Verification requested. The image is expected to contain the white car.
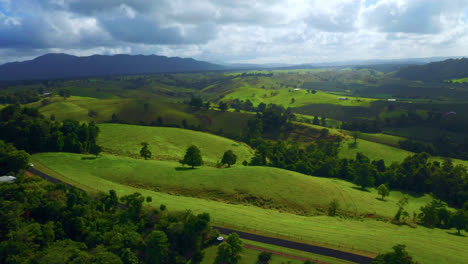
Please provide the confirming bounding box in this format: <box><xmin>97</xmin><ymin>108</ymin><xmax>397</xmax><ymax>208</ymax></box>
<box><xmin>29</xmin><ymin>163</ymin><xmax>34</xmax><ymax>167</ymax></box>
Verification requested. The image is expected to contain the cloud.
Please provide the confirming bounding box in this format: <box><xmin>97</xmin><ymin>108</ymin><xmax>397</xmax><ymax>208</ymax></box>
<box><xmin>1</xmin><ymin>0</ymin><xmax>468</xmax><ymax>64</ymax></box>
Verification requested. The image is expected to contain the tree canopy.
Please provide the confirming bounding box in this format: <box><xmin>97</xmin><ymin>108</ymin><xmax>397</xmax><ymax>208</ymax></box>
<box><xmin>180</xmin><ymin>145</ymin><xmax>203</xmax><ymax>168</ymax></box>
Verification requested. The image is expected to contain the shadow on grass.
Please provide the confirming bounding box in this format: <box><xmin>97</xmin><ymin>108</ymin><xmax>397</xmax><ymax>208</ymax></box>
<box><xmin>446</xmin><ymin>231</ymin><xmax>466</xmax><ymax>237</ymax></box>
<box><xmin>175</xmin><ymin>167</ymin><xmax>196</xmax><ymax>171</ymax></box>
<box><xmin>81</xmin><ymin>157</ymin><xmax>97</xmax><ymax>160</ymax></box>
<box><xmin>375</xmin><ymin>197</ymin><xmax>388</xmax><ymax>202</ymax></box>
<box><xmin>352</xmin><ymin>186</ymin><xmax>370</xmax><ymax>192</ymax></box>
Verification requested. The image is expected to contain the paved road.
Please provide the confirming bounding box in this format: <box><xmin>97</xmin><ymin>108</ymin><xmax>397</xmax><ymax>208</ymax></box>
<box><xmin>213</xmin><ymin>226</ymin><xmax>373</xmax><ymax>264</ymax></box>
<box><xmin>28</xmin><ymin>167</ymin><xmax>374</xmax><ymax>264</ymax></box>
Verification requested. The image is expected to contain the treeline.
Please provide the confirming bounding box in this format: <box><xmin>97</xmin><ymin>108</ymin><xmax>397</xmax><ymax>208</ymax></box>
<box><xmin>248</xmin><ymin>138</ymin><xmax>468</xmax><ymax>207</ymax></box>
<box><xmin>0</xmin><ymin>105</ymin><xmax>101</xmax><ymax>154</ymax></box>
<box><xmin>0</xmin><ymin>89</ymin><xmax>41</xmax><ymax>104</ymax></box>
<box><xmin>0</xmin><ymin>175</ymin><xmax>215</xmax><ymax>264</ymax></box>
<box><xmin>341</xmin><ymin>110</ymin><xmax>468</xmax><ymax>160</ymax></box>
<box><xmin>0</xmin><ymin>140</ymin><xmax>30</xmax><ymax>175</ymax></box>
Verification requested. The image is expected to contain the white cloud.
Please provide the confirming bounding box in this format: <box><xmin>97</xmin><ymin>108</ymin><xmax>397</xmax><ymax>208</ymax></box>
<box><xmin>0</xmin><ymin>0</ymin><xmax>468</xmax><ymax>64</ymax></box>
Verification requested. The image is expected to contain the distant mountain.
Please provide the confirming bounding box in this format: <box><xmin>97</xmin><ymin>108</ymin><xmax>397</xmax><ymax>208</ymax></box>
<box><xmin>395</xmin><ymin>58</ymin><xmax>468</xmax><ymax>82</ymax></box>
<box><xmin>0</xmin><ymin>53</ymin><xmax>224</xmax><ymax>81</ymax></box>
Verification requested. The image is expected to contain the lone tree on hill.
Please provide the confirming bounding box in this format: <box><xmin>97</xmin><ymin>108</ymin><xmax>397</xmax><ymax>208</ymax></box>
<box><xmin>450</xmin><ymin>209</ymin><xmax>468</xmax><ymax>235</ymax></box>
<box><xmin>180</xmin><ymin>145</ymin><xmax>203</xmax><ymax>168</ymax></box>
<box><xmin>221</xmin><ymin>150</ymin><xmax>237</xmax><ymax>167</ymax></box>
<box><xmin>140</xmin><ymin>142</ymin><xmax>152</xmax><ymax>160</ymax></box>
<box><xmin>89</xmin><ymin>144</ymin><xmax>102</xmax><ymax>157</ymax></box>
<box><xmin>377</xmin><ymin>184</ymin><xmax>390</xmax><ymax>200</ymax></box>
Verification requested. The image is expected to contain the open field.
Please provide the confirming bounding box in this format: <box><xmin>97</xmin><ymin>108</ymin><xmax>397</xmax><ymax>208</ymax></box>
<box><xmin>31</xmin><ymin>153</ymin><xmax>468</xmax><ymax>264</ymax></box>
<box><xmin>32</xmin><ymin>152</ymin><xmax>436</xmax><ymax>218</ymax></box>
<box><xmin>97</xmin><ymin>123</ymin><xmax>254</xmax><ymax>165</ymax></box>
<box><xmin>33</xmin><ymin>96</ymin><xmax>253</xmax><ymax>136</ymax></box>
<box><xmin>222</xmin><ymin>87</ymin><xmax>376</xmax><ymax>108</ymax></box>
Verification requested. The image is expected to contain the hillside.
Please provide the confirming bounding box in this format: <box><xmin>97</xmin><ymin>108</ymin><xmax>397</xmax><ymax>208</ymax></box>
<box><xmin>31</xmin><ymin>153</ymin><xmax>468</xmax><ymax>264</ymax></box>
<box><xmin>0</xmin><ymin>53</ymin><xmax>224</xmax><ymax>81</ymax></box>
<box><xmin>395</xmin><ymin>58</ymin><xmax>468</xmax><ymax>81</ymax></box>
<box><xmin>97</xmin><ymin>123</ymin><xmax>254</xmax><ymax>165</ymax></box>
<box><xmin>33</xmin><ymin>152</ymin><xmax>433</xmax><ymax>218</ymax></box>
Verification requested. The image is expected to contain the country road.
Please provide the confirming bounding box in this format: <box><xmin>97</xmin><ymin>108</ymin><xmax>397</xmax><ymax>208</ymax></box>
<box><xmin>28</xmin><ymin>167</ymin><xmax>374</xmax><ymax>264</ymax></box>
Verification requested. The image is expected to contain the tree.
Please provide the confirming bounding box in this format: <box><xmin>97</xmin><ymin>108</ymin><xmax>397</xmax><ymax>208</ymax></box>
<box><xmin>180</xmin><ymin>145</ymin><xmax>203</xmax><ymax>169</ymax></box>
<box><xmin>221</xmin><ymin>150</ymin><xmax>237</xmax><ymax>168</ymax></box>
<box><xmin>190</xmin><ymin>97</ymin><xmax>204</xmax><ymax>108</ymax></box>
<box><xmin>215</xmin><ymin>233</ymin><xmax>242</xmax><ymax>264</ymax></box>
<box><xmin>377</xmin><ymin>184</ymin><xmax>390</xmax><ymax>200</ymax></box>
<box><xmin>328</xmin><ymin>199</ymin><xmax>340</xmax><ymax>216</ymax></box>
<box><xmin>450</xmin><ymin>209</ymin><xmax>468</xmax><ymax>235</ymax></box>
<box><xmin>352</xmin><ymin>130</ymin><xmax>360</xmax><ymax>144</ymax></box>
<box><xmin>219</xmin><ymin>101</ymin><xmax>228</xmax><ymax>112</ymax></box>
<box><xmin>371</xmin><ymin>244</ymin><xmax>418</xmax><ymax>264</ymax></box>
<box><xmin>145</xmin><ymin>231</ymin><xmax>169</xmax><ymax>264</ymax></box>
<box><xmin>59</xmin><ymin>89</ymin><xmax>71</xmax><ymax>100</ymax></box>
<box><xmin>257</xmin><ymin>251</ymin><xmax>272</xmax><ymax>264</ymax></box>
<box><xmin>89</xmin><ymin>144</ymin><xmax>102</xmax><ymax>157</ymax></box>
<box><xmin>393</xmin><ymin>197</ymin><xmax>409</xmax><ymax>223</ymax></box>
<box><xmin>139</xmin><ymin>142</ymin><xmax>152</xmax><ymax>160</ymax></box>
<box><xmin>313</xmin><ymin>116</ymin><xmax>320</xmax><ymax>125</ymax></box>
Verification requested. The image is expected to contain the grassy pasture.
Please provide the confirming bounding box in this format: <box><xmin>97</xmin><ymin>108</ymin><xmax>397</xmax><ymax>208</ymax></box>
<box><xmin>31</xmin><ymin>153</ymin><xmax>468</xmax><ymax>264</ymax></box>
<box><xmin>32</xmin><ymin>152</ymin><xmax>434</xmax><ymax>219</ymax></box>
<box><xmin>34</xmin><ymin>96</ymin><xmax>253</xmax><ymax>136</ymax></box>
<box><xmin>223</xmin><ymin>87</ymin><xmax>375</xmax><ymax>108</ymax></box>
<box><xmin>97</xmin><ymin>123</ymin><xmax>254</xmax><ymax>165</ymax></box>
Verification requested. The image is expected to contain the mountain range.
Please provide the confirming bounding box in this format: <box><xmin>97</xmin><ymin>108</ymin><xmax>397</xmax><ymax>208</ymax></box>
<box><xmin>0</xmin><ymin>53</ymin><xmax>224</xmax><ymax>81</ymax></box>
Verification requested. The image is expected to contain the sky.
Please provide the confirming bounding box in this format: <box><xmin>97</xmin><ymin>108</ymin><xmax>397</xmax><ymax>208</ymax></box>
<box><xmin>1</xmin><ymin>0</ymin><xmax>468</xmax><ymax>65</ymax></box>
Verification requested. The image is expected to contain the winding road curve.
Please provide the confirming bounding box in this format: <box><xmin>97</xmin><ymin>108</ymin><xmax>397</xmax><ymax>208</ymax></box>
<box><xmin>28</xmin><ymin>167</ymin><xmax>374</xmax><ymax>264</ymax></box>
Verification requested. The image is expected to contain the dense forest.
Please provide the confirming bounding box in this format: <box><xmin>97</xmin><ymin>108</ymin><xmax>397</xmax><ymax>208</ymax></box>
<box><xmin>0</xmin><ymin>105</ymin><xmax>101</xmax><ymax>155</ymax></box>
<box><xmin>0</xmin><ymin>175</ymin><xmax>215</xmax><ymax>263</ymax></box>
<box><xmin>396</xmin><ymin>58</ymin><xmax>468</xmax><ymax>82</ymax></box>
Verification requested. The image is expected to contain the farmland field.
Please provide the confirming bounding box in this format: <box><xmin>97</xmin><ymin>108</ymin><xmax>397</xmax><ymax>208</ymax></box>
<box><xmin>31</xmin><ymin>153</ymin><xmax>468</xmax><ymax>264</ymax></box>
<box><xmin>97</xmin><ymin>123</ymin><xmax>254</xmax><ymax>165</ymax></box>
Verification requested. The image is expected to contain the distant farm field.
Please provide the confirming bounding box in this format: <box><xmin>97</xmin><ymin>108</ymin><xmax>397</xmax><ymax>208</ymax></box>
<box><xmin>97</xmin><ymin>123</ymin><xmax>254</xmax><ymax>165</ymax></box>
<box><xmin>31</xmin><ymin>153</ymin><xmax>468</xmax><ymax>264</ymax></box>
<box><xmin>223</xmin><ymin>88</ymin><xmax>375</xmax><ymax>108</ymax></box>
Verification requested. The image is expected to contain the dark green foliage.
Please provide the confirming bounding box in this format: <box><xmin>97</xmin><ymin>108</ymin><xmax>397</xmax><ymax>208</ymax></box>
<box><xmin>59</xmin><ymin>89</ymin><xmax>71</xmax><ymax>99</ymax></box>
<box><xmin>450</xmin><ymin>209</ymin><xmax>468</xmax><ymax>235</ymax></box>
<box><xmin>89</xmin><ymin>144</ymin><xmax>102</xmax><ymax>157</ymax></box>
<box><xmin>221</xmin><ymin>150</ymin><xmax>237</xmax><ymax>167</ymax></box>
<box><xmin>0</xmin><ymin>105</ymin><xmax>101</xmax><ymax>154</ymax></box>
<box><xmin>0</xmin><ymin>176</ymin><xmax>212</xmax><ymax>264</ymax></box>
<box><xmin>0</xmin><ymin>140</ymin><xmax>30</xmax><ymax>175</ymax></box>
<box><xmin>219</xmin><ymin>101</ymin><xmax>228</xmax><ymax>112</ymax></box>
<box><xmin>328</xmin><ymin>199</ymin><xmax>340</xmax><ymax>216</ymax></box>
<box><xmin>190</xmin><ymin>97</ymin><xmax>204</xmax><ymax>108</ymax></box>
<box><xmin>371</xmin><ymin>244</ymin><xmax>418</xmax><ymax>264</ymax></box>
<box><xmin>257</xmin><ymin>251</ymin><xmax>272</xmax><ymax>264</ymax></box>
<box><xmin>393</xmin><ymin>198</ymin><xmax>409</xmax><ymax>224</ymax></box>
<box><xmin>146</xmin><ymin>231</ymin><xmax>169</xmax><ymax>264</ymax></box>
<box><xmin>214</xmin><ymin>233</ymin><xmax>242</xmax><ymax>264</ymax></box>
<box><xmin>180</xmin><ymin>145</ymin><xmax>203</xmax><ymax>168</ymax></box>
<box><xmin>139</xmin><ymin>142</ymin><xmax>152</xmax><ymax>160</ymax></box>
<box><xmin>396</xmin><ymin>58</ymin><xmax>468</xmax><ymax>82</ymax></box>
<box><xmin>418</xmin><ymin>200</ymin><xmax>450</xmax><ymax>228</ymax></box>
<box><xmin>0</xmin><ymin>89</ymin><xmax>40</xmax><ymax>104</ymax></box>
<box><xmin>377</xmin><ymin>184</ymin><xmax>389</xmax><ymax>200</ymax></box>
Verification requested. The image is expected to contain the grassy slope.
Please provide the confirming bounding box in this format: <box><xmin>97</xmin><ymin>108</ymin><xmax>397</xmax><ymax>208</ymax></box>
<box><xmin>31</xmin><ymin>153</ymin><xmax>468</xmax><ymax>264</ymax></box>
<box><xmin>35</xmin><ymin>96</ymin><xmax>253</xmax><ymax>136</ymax></box>
<box><xmin>222</xmin><ymin>87</ymin><xmax>375</xmax><ymax>108</ymax></box>
<box><xmin>32</xmin><ymin>153</ymin><xmax>435</xmax><ymax>218</ymax></box>
<box><xmin>300</xmin><ymin>123</ymin><xmax>468</xmax><ymax>166</ymax></box>
<box><xmin>97</xmin><ymin>123</ymin><xmax>254</xmax><ymax>165</ymax></box>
